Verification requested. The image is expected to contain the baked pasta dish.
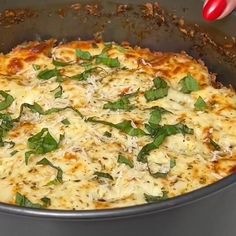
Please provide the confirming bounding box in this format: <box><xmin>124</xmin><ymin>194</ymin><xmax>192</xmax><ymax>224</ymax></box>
<box><xmin>0</xmin><ymin>40</ymin><xmax>235</xmax><ymax>210</ymax></box>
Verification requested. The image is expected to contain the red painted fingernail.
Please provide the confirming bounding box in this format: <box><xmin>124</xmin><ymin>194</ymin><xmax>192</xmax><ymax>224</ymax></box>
<box><xmin>203</xmin><ymin>0</ymin><xmax>227</xmax><ymax>21</ymax></box>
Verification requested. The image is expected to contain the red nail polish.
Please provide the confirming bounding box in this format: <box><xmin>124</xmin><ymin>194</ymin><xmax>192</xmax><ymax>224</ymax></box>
<box><xmin>203</xmin><ymin>0</ymin><xmax>227</xmax><ymax>21</ymax></box>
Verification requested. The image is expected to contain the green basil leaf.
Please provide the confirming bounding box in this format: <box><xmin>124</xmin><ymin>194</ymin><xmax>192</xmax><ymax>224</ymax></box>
<box><xmin>61</xmin><ymin>118</ymin><xmax>70</xmax><ymax>125</ymax></box>
<box><xmin>148</xmin><ymin>109</ymin><xmax>162</xmax><ymax>127</ymax></box>
<box><xmin>144</xmin><ymin>87</ymin><xmax>169</xmax><ymax>102</ymax></box>
<box><xmin>76</xmin><ymin>49</ymin><xmax>92</xmax><ymax>60</ymax></box>
<box><xmin>70</xmin><ymin>67</ymin><xmax>97</xmax><ymax>81</ymax></box>
<box><xmin>153</xmin><ymin>77</ymin><xmax>168</xmax><ymax>89</ymax></box>
<box><xmin>41</xmin><ymin>197</ymin><xmax>51</xmax><ymax>208</ymax></box>
<box><xmin>179</xmin><ymin>75</ymin><xmax>200</xmax><ymax>94</ymax></box>
<box><xmin>144</xmin><ymin>191</ymin><xmax>168</xmax><ymax>203</ymax></box>
<box><xmin>37</xmin><ymin>157</ymin><xmax>63</xmax><ymax>184</ymax></box>
<box><xmin>37</xmin><ymin>69</ymin><xmax>60</xmax><ymax>80</ymax></box>
<box><xmin>138</xmin><ymin>123</ymin><xmax>193</xmax><ymax>163</ymax></box>
<box><xmin>0</xmin><ymin>91</ymin><xmax>14</xmax><ymax>111</ymax></box>
<box><xmin>209</xmin><ymin>138</ymin><xmax>221</xmax><ymax>151</ymax></box>
<box><xmin>53</xmin><ymin>60</ymin><xmax>70</xmax><ymax>67</ymax></box>
<box><xmin>51</xmin><ymin>85</ymin><xmax>63</xmax><ymax>99</ymax></box>
<box><xmin>137</xmin><ymin>133</ymin><xmax>166</xmax><ymax>163</ymax></box>
<box><xmin>103</xmin><ymin>90</ymin><xmax>138</xmax><ymax>111</ymax></box>
<box><xmin>103</xmin><ymin>131</ymin><xmax>112</xmax><ymax>137</ymax></box>
<box><xmin>115</xmin><ymin>120</ymin><xmax>147</xmax><ymax>137</ymax></box>
<box><xmin>103</xmin><ymin>97</ymin><xmax>134</xmax><ymax>111</ymax></box>
<box><xmin>14</xmin><ymin>103</ymin><xmax>83</xmax><ymax>122</ymax></box>
<box><xmin>87</xmin><ymin>118</ymin><xmax>147</xmax><ymax>137</ymax></box>
<box><xmin>10</xmin><ymin>150</ymin><xmax>18</xmax><ymax>156</ymax></box>
<box><xmin>170</xmin><ymin>159</ymin><xmax>176</xmax><ymax>169</ymax></box>
<box><xmin>94</xmin><ymin>171</ymin><xmax>113</xmax><ymax>180</ymax></box>
<box><xmin>32</xmin><ymin>64</ymin><xmax>41</xmax><ymax>71</ymax></box>
<box><xmin>194</xmin><ymin>96</ymin><xmax>207</xmax><ymax>111</ymax></box>
<box><xmin>118</xmin><ymin>154</ymin><xmax>134</xmax><ymax>168</ymax></box>
<box><xmin>15</xmin><ymin>192</ymin><xmax>42</xmax><ymax>208</ymax></box>
<box><xmin>96</xmin><ymin>53</ymin><xmax>120</xmax><ymax>68</ymax></box>
<box><xmin>102</xmin><ymin>43</ymin><xmax>113</xmax><ymax>53</ymax></box>
<box><xmin>25</xmin><ymin>128</ymin><xmax>61</xmax><ymax>164</ymax></box>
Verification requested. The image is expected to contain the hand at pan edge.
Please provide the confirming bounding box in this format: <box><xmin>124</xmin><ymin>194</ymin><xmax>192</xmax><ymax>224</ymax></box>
<box><xmin>203</xmin><ymin>0</ymin><xmax>236</xmax><ymax>21</ymax></box>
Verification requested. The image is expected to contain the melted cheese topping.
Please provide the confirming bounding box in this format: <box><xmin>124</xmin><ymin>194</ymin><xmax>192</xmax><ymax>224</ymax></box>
<box><xmin>0</xmin><ymin>40</ymin><xmax>235</xmax><ymax>210</ymax></box>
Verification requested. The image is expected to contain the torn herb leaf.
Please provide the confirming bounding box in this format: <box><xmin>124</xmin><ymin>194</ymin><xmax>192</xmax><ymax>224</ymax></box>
<box><xmin>10</xmin><ymin>150</ymin><xmax>18</xmax><ymax>156</ymax></box>
<box><xmin>144</xmin><ymin>87</ymin><xmax>169</xmax><ymax>102</ymax></box>
<box><xmin>138</xmin><ymin>123</ymin><xmax>193</xmax><ymax>163</ymax></box>
<box><xmin>25</xmin><ymin>128</ymin><xmax>62</xmax><ymax>164</ymax></box>
<box><xmin>118</xmin><ymin>154</ymin><xmax>134</xmax><ymax>168</ymax></box>
<box><xmin>15</xmin><ymin>193</ymin><xmax>42</xmax><ymax>208</ymax></box>
<box><xmin>41</xmin><ymin>197</ymin><xmax>51</xmax><ymax>208</ymax></box>
<box><xmin>76</xmin><ymin>49</ymin><xmax>93</xmax><ymax>60</ymax></box>
<box><xmin>37</xmin><ymin>157</ymin><xmax>63</xmax><ymax>184</ymax></box>
<box><xmin>96</xmin><ymin>53</ymin><xmax>120</xmax><ymax>68</ymax></box>
<box><xmin>94</xmin><ymin>171</ymin><xmax>113</xmax><ymax>180</ymax></box>
<box><xmin>87</xmin><ymin>118</ymin><xmax>147</xmax><ymax>137</ymax></box>
<box><xmin>179</xmin><ymin>75</ymin><xmax>200</xmax><ymax>94</ymax></box>
<box><xmin>153</xmin><ymin>77</ymin><xmax>168</xmax><ymax>89</ymax></box>
<box><xmin>70</xmin><ymin>68</ymin><xmax>97</xmax><ymax>81</ymax></box>
<box><xmin>61</xmin><ymin>118</ymin><xmax>70</xmax><ymax>125</ymax></box>
<box><xmin>194</xmin><ymin>96</ymin><xmax>207</xmax><ymax>111</ymax></box>
<box><xmin>144</xmin><ymin>191</ymin><xmax>168</xmax><ymax>203</ymax></box>
<box><xmin>0</xmin><ymin>91</ymin><xmax>14</xmax><ymax>111</ymax></box>
<box><xmin>53</xmin><ymin>60</ymin><xmax>70</xmax><ymax>67</ymax></box>
<box><xmin>51</xmin><ymin>85</ymin><xmax>63</xmax><ymax>99</ymax></box>
<box><xmin>37</xmin><ymin>69</ymin><xmax>60</xmax><ymax>80</ymax></box>
<box><xmin>103</xmin><ymin>131</ymin><xmax>112</xmax><ymax>137</ymax></box>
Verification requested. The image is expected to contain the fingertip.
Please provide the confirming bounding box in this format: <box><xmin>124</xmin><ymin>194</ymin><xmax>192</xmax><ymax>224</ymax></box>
<box><xmin>203</xmin><ymin>0</ymin><xmax>227</xmax><ymax>21</ymax></box>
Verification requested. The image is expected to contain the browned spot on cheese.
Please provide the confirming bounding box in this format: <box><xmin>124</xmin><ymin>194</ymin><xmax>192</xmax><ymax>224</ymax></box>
<box><xmin>7</xmin><ymin>58</ymin><xmax>24</xmax><ymax>74</ymax></box>
<box><xmin>64</xmin><ymin>152</ymin><xmax>78</xmax><ymax>161</ymax></box>
<box><xmin>9</xmin><ymin>122</ymin><xmax>35</xmax><ymax>138</ymax></box>
<box><xmin>94</xmin><ymin>201</ymin><xmax>111</xmax><ymax>209</ymax></box>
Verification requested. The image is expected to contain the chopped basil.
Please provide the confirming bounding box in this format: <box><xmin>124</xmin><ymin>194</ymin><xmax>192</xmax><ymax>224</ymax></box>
<box><xmin>15</xmin><ymin>193</ymin><xmax>42</xmax><ymax>208</ymax></box>
<box><xmin>96</xmin><ymin>53</ymin><xmax>120</xmax><ymax>68</ymax></box>
<box><xmin>0</xmin><ymin>113</ymin><xmax>14</xmax><ymax>147</ymax></box>
<box><xmin>103</xmin><ymin>131</ymin><xmax>112</xmax><ymax>137</ymax></box>
<box><xmin>37</xmin><ymin>158</ymin><xmax>63</xmax><ymax>185</ymax></box>
<box><xmin>103</xmin><ymin>90</ymin><xmax>138</xmax><ymax>111</ymax></box>
<box><xmin>41</xmin><ymin>197</ymin><xmax>51</xmax><ymax>207</ymax></box>
<box><xmin>14</xmin><ymin>102</ymin><xmax>83</xmax><ymax>122</ymax></box>
<box><xmin>144</xmin><ymin>77</ymin><xmax>169</xmax><ymax>102</ymax></box>
<box><xmin>0</xmin><ymin>91</ymin><xmax>14</xmax><ymax>111</ymax></box>
<box><xmin>37</xmin><ymin>69</ymin><xmax>60</xmax><ymax>80</ymax></box>
<box><xmin>170</xmin><ymin>159</ymin><xmax>176</xmax><ymax>168</ymax></box>
<box><xmin>209</xmin><ymin>138</ymin><xmax>221</xmax><ymax>151</ymax></box>
<box><xmin>10</xmin><ymin>150</ymin><xmax>18</xmax><ymax>156</ymax></box>
<box><xmin>50</xmin><ymin>85</ymin><xmax>63</xmax><ymax>99</ymax></box>
<box><xmin>148</xmin><ymin>109</ymin><xmax>162</xmax><ymax>127</ymax></box>
<box><xmin>179</xmin><ymin>75</ymin><xmax>200</xmax><ymax>94</ymax></box>
<box><xmin>32</xmin><ymin>64</ymin><xmax>41</xmax><ymax>71</ymax></box>
<box><xmin>138</xmin><ymin>123</ymin><xmax>193</xmax><ymax>163</ymax></box>
<box><xmin>144</xmin><ymin>191</ymin><xmax>168</xmax><ymax>203</ymax></box>
<box><xmin>194</xmin><ymin>96</ymin><xmax>207</xmax><ymax>111</ymax></box>
<box><xmin>153</xmin><ymin>77</ymin><xmax>168</xmax><ymax>89</ymax></box>
<box><xmin>76</xmin><ymin>49</ymin><xmax>93</xmax><ymax>60</ymax></box>
<box><xmin>94</xmin><ymin>171</ymin><xmax>113</xmax><ymax>180</ymax></box>
<box><xmin>117</xmin><ymin>154</ymin><xmax>134</xmax><ymax>168</ymax></box>
<box><xmin>87</xmin><ymin>118</ymin><xmax>147</xmax><ymax>137</ymax></box>
<box><xmin>102</xmin><ymin>43</ymin><xmax>113</xmax><ymax>53</ymax></box>
<box><xmin>53</xmin><ymin>60</ymin><xmax>70</xmax><ymax>67</ymax></box>
<box><xmin>61</xmin><ymin>118</ymin><xmax>70</xmax><ymax>125</ymax></box>
<box><xmin>138</xmin><ymin>133</ymin><xmax>166</xmax><ymax>163</ymax></box>
<box><xmin>144</xmin><ymin>88</ymin><xmax>169</xmax><ymax>102</ymax></box>
<box><xmin>70</xmin><ymin>68</ymin><xmax>97</xmax><ymax>81</ymax></box>
<box><xmin>25</xmin><ymin>128</ymin><xmax>63</xmax><ymax>164</ymax></box>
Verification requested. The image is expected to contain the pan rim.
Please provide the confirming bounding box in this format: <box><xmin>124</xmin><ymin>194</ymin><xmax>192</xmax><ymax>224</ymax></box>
<box><xmin>0</xmin><ymin>172</ymin><xmax>235</xmax><ymax>219</ymax></box>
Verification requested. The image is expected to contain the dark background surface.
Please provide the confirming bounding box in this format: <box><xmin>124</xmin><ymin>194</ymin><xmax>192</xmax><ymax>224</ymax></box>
<box><xmin>0</xmin><ymin>1</ymin><xmax>236</xmax><ymax>236</ymax></box>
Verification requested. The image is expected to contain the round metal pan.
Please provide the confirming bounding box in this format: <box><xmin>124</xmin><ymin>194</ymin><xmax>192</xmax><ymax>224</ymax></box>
<box><xmin>0</xmin><ymin>0</ymin><xmax>236</xmax><ymax>236</ymax></box>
